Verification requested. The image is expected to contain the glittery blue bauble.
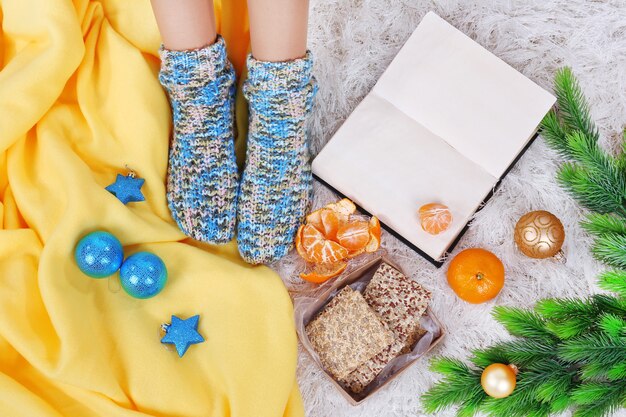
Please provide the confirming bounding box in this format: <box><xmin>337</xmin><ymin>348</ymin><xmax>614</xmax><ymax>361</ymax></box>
<box><xmin>119</xmin><ymin>252</ymin><xmax>167</xmax><ymax>299</ymax></box>
<box><xmin>74</xmin><ymin>231</ymin><xmax>124</xmax><ymax>278</ymax></box>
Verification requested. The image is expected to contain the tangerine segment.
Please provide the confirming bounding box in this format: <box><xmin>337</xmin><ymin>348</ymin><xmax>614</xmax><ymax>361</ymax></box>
<box><xmin>300</xmin><ymin>261</ymin><xmax>348</xmax><ymax>284</ymax></box>
<box><xmin>295</xmin><ymin>225</ymin><xmax>314</xmax><ymax>262</ymax></box>
<box><xmin>447</xmin><ymin>248</ymin><xmax>505</xmax><ymax>304</ymax></box>
<box><xmin>306</xmin><ymin>209</ymin><xmax>324</xmax><ymax>233</ymax></box>
<box><xmin>336</xmin><ymin>221</ymin><xmax>370</xmax><ymax>251</ymax></box>
<box><xmin>301</xmin><ymin>224</ymin><xmax>349</xmax><ymax>264</ymax></box>
<box><xmin>365</xmin><ymin>216</ymin><xmax>381</xmax><ymax>253</ymax></box>
<box><xmin>419</xmin><ymin>203</ymin><xmax>452</xmax><ymax>235</ymax></box>
<box><xmin>320</xmin><ymin>209</ymin><xmax>340</xmax><ymax>241</ymax></box>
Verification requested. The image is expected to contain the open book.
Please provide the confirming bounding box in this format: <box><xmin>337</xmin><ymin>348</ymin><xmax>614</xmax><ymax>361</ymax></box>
<box><xmin>312</xmin><ymin>12</ymin><xmax>556</xmax><ymax>266</ymax></box>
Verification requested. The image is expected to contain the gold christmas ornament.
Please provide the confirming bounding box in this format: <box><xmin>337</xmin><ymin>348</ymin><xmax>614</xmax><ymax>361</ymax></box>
<box><xmin>481</xmin><ymin>363</ymin><xmax>517</xmax><ymax>399</ymax></box>
<box><xmin>514</xmin><ymin>210</ymin><xmax>565</xmax><ymax>259</ymax></box>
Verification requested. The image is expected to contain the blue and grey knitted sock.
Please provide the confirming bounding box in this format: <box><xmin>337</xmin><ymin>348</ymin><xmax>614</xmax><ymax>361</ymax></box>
<box><xmin>237</xmin><ymin>52</ymin><xmax>318</xmax><ymax>264</ymax></box>
<box><xmin>159</xmin><ymin>36</ymin><xmax>239</xmax><ymax>244</ymax></box>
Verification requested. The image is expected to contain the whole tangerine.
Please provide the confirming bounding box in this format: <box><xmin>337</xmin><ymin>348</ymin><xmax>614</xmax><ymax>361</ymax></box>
<box><xmin>447</xmin><ymin>248</ymin><xmax>505</xmax><ymax>304</ymax></box>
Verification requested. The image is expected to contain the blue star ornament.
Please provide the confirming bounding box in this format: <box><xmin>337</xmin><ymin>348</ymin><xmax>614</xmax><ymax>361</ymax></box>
<box><xmin>106</xmin><ymin>174</ymin><xmax>145</xmax><ymax>205</ymax></box>
<box><xmin>161</xmin><ymin>315</ymin><xmax>205</xmax><ymax>357</ymax></box>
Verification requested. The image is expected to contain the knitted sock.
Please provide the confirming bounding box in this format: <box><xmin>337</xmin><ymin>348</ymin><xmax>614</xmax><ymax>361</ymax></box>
<box><xmin>237</xmin><ymin>52</ymin><xmax>318</xmax><ymax>264</ymax></box>
<box><xmin>159</xmin><ymin>36</ymin><xmax>238</xmax><ymax>244</ymax></box>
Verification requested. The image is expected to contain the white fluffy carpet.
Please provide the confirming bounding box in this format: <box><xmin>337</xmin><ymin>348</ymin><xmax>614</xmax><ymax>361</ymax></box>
<box><xmin>272</xmin><ymin>0</ymin><xmax>626</xmax><ymax>416</ymax></box>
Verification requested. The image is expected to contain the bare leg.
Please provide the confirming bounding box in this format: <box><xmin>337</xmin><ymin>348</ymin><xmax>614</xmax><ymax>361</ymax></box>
<box><xmin>247</xmin><ymin>0</ymin><xmax>309</xmax><ymax>61</ymax></box>
<box><xmin>150</xmin><ymin>0</ymin><xmax>217</xmax><ymax>51</ymax></box>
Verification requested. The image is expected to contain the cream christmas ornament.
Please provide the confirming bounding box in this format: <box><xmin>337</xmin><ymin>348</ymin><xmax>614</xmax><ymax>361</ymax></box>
<box><xmin>481</xmin><ymin>363</ymin><xmax>517</xmax><ymax>399</ymax></box>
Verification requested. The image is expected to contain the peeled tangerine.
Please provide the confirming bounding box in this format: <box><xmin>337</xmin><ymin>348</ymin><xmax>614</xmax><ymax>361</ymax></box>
<box><xmin>296</xmin><ymin>198</ymin><xmax>381</xmax><ymax>284</ymax></box>
<box><xmin>419</xmin><ymin>203</ymin><xmax>452</xmax><ymax>235</ymax></box>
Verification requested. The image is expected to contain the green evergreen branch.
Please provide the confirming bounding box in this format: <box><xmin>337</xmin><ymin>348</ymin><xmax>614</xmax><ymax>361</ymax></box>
<box><xmin>598</xmin><ymin>313</ymin><xmax>626</xmax><ymax>338</ymax></box>
<box><xmin>472</xmin><ymin>339</ymin><xmax>557</xmax><ymax>368</ymax></box>
<box><xmin>598</xmin><ymin>270</ymin><xmax>626</xmax><ymax>297</ymax></box>
<box><xmin>422</xmin><ymin>358</ymin><xmax>486</xmax><ymax>415</ymax></box>
<box><xmin>535</xmin><ymin>297</ymin><xmax>595</xmax><ymax>321</ymax></box>
<box><xmin>558</xmin><ymin>333</ymin><xmax>626</xmax><ymax>374</ymax></box>
<box><xmin>571</xmin><ymin>380</ymin><xmax>626</xmax><ymax>417</ymax></box>
<box><xmin>557</xmin><ymin>163</ymin><xmax>626</xmax><ymax>216</ymax></box>
<box><xmin>582</xmin><ymin>213</ymin><xmax>626</xmax><ymax>235</ymax></box>
<box><xmin>552</xmin><ymin>67</ymin><xmax>599</xmax><ymax>142</ymax></box>
<box><xmin>540</xmin><ymin>111</ymin><xmax>570</xmax><ymax>157</ymax></box>
<box><xmin>592</xmin><ymin>232</ymin><xmax>626</xmax><ymax>269</ymax></box>
<box><xmin>607</xmin><ymin>362</ymin><xmax>626</xmax><ymax>381</ymax></box>
<box><xmin>565</xmin><ymin>130</ymin><xmax>626</xmax><ymax>203</ymax></box>
<box><xmin>491</xmin><ymin>306</ymin><xmax>554</xmax><ymax>340</ymax></box>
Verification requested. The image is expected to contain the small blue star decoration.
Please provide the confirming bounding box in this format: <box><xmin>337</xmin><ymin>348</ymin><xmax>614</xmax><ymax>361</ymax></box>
<box><xmin>106</xmin><ymin>173</ymin><xmax>145</xmax><ymax>205</ymax></box>
<box><xmin>161</xmin><ymin>315</ymin><xmax>205</xmax><ymax>357</ymax></box>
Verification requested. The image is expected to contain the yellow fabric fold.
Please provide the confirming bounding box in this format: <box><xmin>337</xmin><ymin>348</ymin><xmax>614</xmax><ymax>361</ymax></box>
<box><xmin>0</xmin><ymin>1</ymin><xmax>303</xmax><ymax>416</ymax></box>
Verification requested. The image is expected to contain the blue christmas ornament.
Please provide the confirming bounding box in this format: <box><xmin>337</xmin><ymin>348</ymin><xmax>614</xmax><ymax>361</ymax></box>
<box><xmin>161</xmin><ymin>315</ymin><xmax>205</xmax><ymax>357</ymax></box>
<box><xmin>106</xmin><ymin>173</ymin><xmax>145</xmax><ymax>205</ymax></box>
<box><xmin>74</xmin><ymin>231</ymin><xmax>124</xmax><ymax>278</ymax></box>
<box><xmin>119</xmin><ymin>252</ymin><xmax>167</xmax><ymax>299</ymax></box>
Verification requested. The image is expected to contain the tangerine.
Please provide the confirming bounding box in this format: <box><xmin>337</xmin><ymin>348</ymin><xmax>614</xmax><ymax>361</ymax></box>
<box><xmin>447</xmin><ymin>248</ymin><xmax>504</xmax><ymax>303</ymax></box>
<box><xmin>301</xmin><ymin>224</ymin><xmax>349</xmax><ymax>264</ymax></box>
<box><xmin>419</xmin><ymin>203</ymin><xmax>452</xmax><ymax>235</ymax></box>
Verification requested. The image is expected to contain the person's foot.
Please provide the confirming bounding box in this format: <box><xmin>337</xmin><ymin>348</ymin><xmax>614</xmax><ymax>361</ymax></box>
<box><xmin>237</xmin><ymin>53</ymin><xmax>317</xmax><ymax>264</ymax></box>
<box><xmin>159</xmin><ymin>36</ymin><xmax>239</xmax><ymax>244</ymax></box>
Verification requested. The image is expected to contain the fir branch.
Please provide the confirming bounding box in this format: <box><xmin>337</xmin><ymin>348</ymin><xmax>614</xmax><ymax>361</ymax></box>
<box><xmin>535</xmin><ymin>297</ymin><xmax>595</xmax><ymax>322</ymax></box>
<box><xmin>552</xmin><ymin>67</ymin><xmax>599</xmax><ymax>141</ymax></box>
<box><xmin>598</xmin><ymin>270</ymin><xmax>626</xmax><ymax>297</ymax></box>
<box><xmin>592</xmin><ymin>232</ymin><xmax>626</xmax><ymax>269</ymax></box>
<box><xmin>565</xmin><ymin>130</ymin><xmax>626</xmax><ymax>205</ymax></box>
<box><xmin>492</xmin><ymin>306</ymin><xmax>554</xmax><ymax>340</ymax></box>
<box><xmin>546</xmin><ymin>317</ymin><xmax>593</xmax><ymax>340</ymax></box>
<box><xmin>422</xmin><ymin>358</ymin><xmax>486</xmax><ymax>415</ymax></box>
<box><xmin>557</xmin><ymin>163</ymin><xmax>626</xmax><ymax>216</ymax></box>
<box><xmin>571</xmin><ymin>380</ymin><xmax>626</xmax><ymax>417</ymax></box>
<box><xmin>582</xmin><ymin>213</ymin><xmax>626</xmax><ymax>236</ymax></box>
<box><xmin>457</xmin><ymin>392</ymin><xmax>487</xmax><ymax>417</ymax></box>
<box><xmin>606</xmin><ymin>362</ymin><xmax>626</xmax><ymax>381</ymax></box>
<box><xmin>598</xmin><ymin>313</ymin><xmax>626</xmax><ymax>338</ymax></box>
<box><xmin>537</xmin><ymin>295</ymin><xmax>626</xmax><ymax>339</ymax></box>
<box><xmin>430</xmin><ymin>356</ymin><xmax>473</xmax><ymax>376</ymax></box>
<box><xmin>526</xmin><ymin>359</ymin><xmax>577</xmax><ymax>406</ymax></box>
<box><xmin>540</xmin><ymin>111</ymin><xmax>569</xmax><ymax>157</ymax></box>
<box><xmin>471</xmin><ymin>339</ymin><xmax>558</xmax><ymax>368</ymax></box>
<box><xmin>470</xmin><ymin>344</ymin><xmax>513</xmax><ymax>368</ymax></box>
<box><xmin>591</xmin><ymin>293</ymin><xmax>626</xmax><ymax>316</ymax></box>
<box><xmin>558</xmin><ymin>332</ymin><xmax>626</xmax><ymax>374</ymax></box>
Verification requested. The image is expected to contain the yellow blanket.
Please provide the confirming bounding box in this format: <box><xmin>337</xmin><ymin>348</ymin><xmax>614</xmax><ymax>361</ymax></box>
<box><xmin>0</xmin><ymin>1</ymin><xmax>303</xmax><ymax>416</ymax></box>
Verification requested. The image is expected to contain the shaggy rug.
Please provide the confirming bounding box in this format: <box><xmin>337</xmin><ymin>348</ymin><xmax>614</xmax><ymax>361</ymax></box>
<box><xmin>272</xmin><ymin>0</ymin><xmax>626</xmax><ymax>416</ymax></box>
